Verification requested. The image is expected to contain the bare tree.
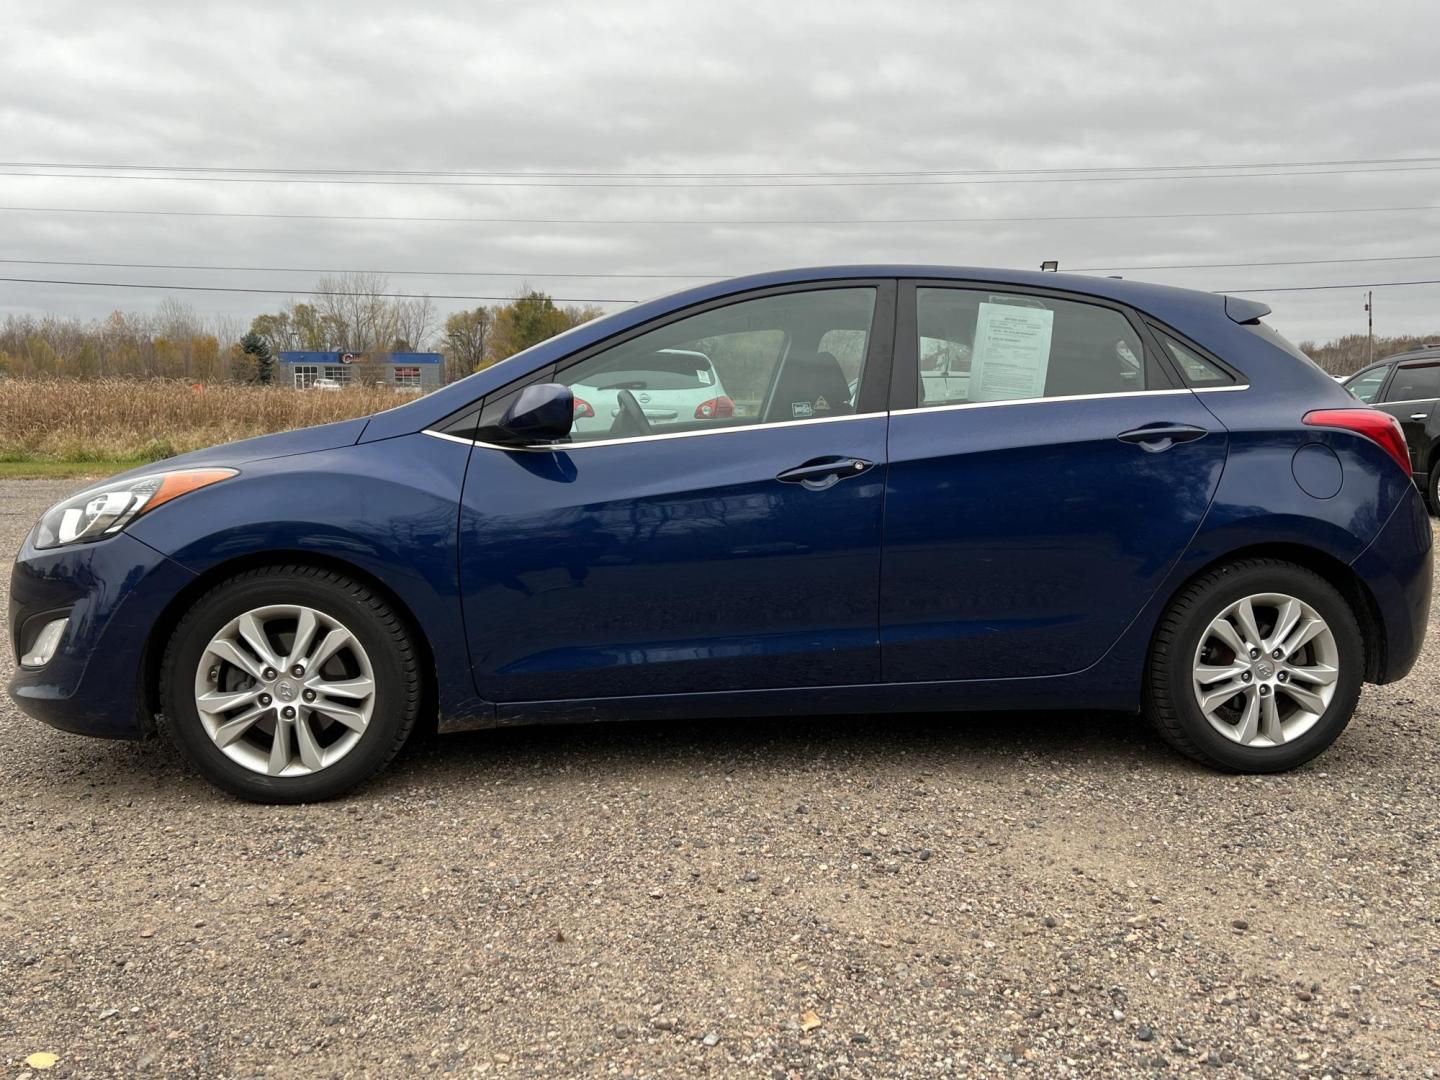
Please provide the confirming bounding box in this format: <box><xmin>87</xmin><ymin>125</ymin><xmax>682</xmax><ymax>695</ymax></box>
<box><xmin>393</xmin><ymin>294</ymin><xmax>437</xmax><ymax>351</ymax></box>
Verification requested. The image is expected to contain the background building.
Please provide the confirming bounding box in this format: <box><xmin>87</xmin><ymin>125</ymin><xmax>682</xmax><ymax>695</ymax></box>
<box><xmin>278</xmin><ymin>351</ymin><xmax>443</xmax><ymax>390</ymax></box>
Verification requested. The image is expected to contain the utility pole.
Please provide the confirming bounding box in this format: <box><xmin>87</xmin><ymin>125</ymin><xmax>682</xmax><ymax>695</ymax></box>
<box><xmin>1365</xmin><ymin>290</ymin><xmax>1374</xmax><ymax>366</ymax></box>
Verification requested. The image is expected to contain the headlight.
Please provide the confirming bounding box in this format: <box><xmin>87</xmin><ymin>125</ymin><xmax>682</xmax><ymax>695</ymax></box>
<box><xmin>32</xmin><ymin>468</ymin><xmax>237</xmax><ymax>550</ymax></box>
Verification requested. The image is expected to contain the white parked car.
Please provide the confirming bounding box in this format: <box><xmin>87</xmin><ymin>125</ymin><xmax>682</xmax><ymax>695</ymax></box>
<box><xmin>570</xmin><ymin>348</ymin><xmax>733</xmax><ymax>435</ymax></box>
<box><xmin>311</xmin><ymin>377</ymin><xmax>343</xmax><ymax>391</ymax></box>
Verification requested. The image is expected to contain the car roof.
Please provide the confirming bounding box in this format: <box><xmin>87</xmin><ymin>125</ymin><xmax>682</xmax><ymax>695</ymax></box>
<box><xmin>1381</xmin><ymin>346</ymin><xmax>1440</xmax><ymax>364</ymax></box>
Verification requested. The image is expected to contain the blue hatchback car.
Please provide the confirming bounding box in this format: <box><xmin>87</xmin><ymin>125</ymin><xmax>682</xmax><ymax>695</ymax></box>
<box><xmin>8</xmin><ymin>267</ymin><xmax>1432</xmax><ymax>801</ymax></box>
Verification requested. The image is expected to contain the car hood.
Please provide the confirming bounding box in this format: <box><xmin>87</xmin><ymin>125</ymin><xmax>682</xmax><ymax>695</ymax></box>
<box><xmin>102</xmin><ymin>416</ymin><xmax>371</xmax><ymax>484</ymax></box>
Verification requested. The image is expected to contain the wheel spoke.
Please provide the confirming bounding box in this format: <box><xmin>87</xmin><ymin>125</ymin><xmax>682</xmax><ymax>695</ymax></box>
<box><xmin>1267</xmin><ymin>598</ymin><xmax>1303</xmax><ymax>653</ymax></box>
<box><xmin>1259</xmin><ymin>693</ymin><xmax>1285</xmax><ymax>744</ymax></box>
<box><xmin>287</xmin><ymin>608</ymin><xmax>320</xmax><ymax>669</ymax></box>
<box><xmin>1233</xmin><ymin>689</ymin><xmax>1260</xmax><ymax>744</ymax></box>
<box><xmin>196</xmin><ymin>686</ymin><xmax>261</xmax><ymax>713</ymax></box>
<box><xmin>1206</xmin><ymin>617</ymin><xmax>1247</xmax><ymax>657</ymax></box>
<box><xmin>1195</xmin><ymin>662</ymin><xmax>1247</xmax><ymax>686</ymax></box>
<box><xmin>309</xmin><ymin>699</ymin><xmax>368</xmax><ymax>733</ymax></box>
<box><xmin>206</xmin><ymin>638</ymin><xmax>266</xmax><ymax>681</ymax></box>
<box><xmin>307</xmin><ymin>675</ymin><xmax>374</xmax><ymax>701</ymax></box>
<box><xmin>1200</xmin><ymin>680</ymin><xmax>1247</xmax><ymax>712</ymax></box>
<box><xmin>1234</xmin><ymin>598</ymin><xmax>1264</xmax><ymax>651</ymax></box>
<box><xmin>1280</xmin><ymin>617</ymin><xmax>1326</xmax><ymax>657</ymax></box>
<box><xmin>309</xmin><ymin>627</ymin><xmax>354</xmax><ymax>672</ymax></box>
<box><xmin>1279</xmin><ymin>682</ymin><xmax>1328</xmax><ymax>715</ymax></box>
<box><xmin>238</xmin><ymin>613</ymin><xmax>283</xmax><ymax>672</ymax></box>
<box><xmin>1286</xmin><ymin>662</ymin><xmax>1338</xmax><ymax>686</ymax></box>
<box><xmin>213</xmin><ymin>705</ymin><xmax>267</xmax><ymax>748</ymax></box>
<box><xmin>293</xmin><ymin>713</ymin><xmax>324</xmax><ymax>771</ymax></box>
<box><xmin>267</xmin><ymin>717</ymin><xmax>293</xmax><ymax>775</ymax></box>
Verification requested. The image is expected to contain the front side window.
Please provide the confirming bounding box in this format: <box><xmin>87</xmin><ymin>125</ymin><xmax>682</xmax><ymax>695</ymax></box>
<box><xmin>1345</xmin><ymin>366</ymin><xmax>1390</xmax><ymax>404</ymax></box>
<box><xmin>552</xmin><ymin>287</ymin><xmax>876</xmax><ymax>442</ymax></box>
<box><xmin>1383</xmin><ymin>362</ymin><xmax>1440</xmax><ymax>402</ymax></box>
<box><xmin>912</xmin><ymin>288</ymin><xmax>1149</xmax><ymax>406</ymax></box>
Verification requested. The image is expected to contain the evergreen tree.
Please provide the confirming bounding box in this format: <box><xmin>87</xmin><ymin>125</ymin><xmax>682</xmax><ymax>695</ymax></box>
<box><xmin>240</xmin><ymin>331</ymin><xmax>275</xmax><ymax>385</ymax></box>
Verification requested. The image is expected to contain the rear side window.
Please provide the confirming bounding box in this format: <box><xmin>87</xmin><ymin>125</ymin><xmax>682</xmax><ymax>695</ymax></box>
<box><xmin>1383</xmin><ymin>363</ymin><xmax>1440</xmax><ymax>402</ymax></box>
<box><xmin>912</xmin><ymin>288</ymin><xmax>1149</xmax><ymax>405</ymax></box>
<box><xmin>1344</xmin><ymin>366</ymin><xmax>1390</xmax><ymax>404</ymax></box>
<box><xmin>1154</xmin><ymin>330</ymin><xmax>1236</xmax><ymax>387</ymax></box>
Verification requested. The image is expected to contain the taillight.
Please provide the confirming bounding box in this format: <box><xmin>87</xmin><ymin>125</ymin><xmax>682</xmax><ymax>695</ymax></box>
<box><xmin>695</xmin><ymin>395</ymin><xmax>735</xmax><ymax>419</ymax></box>
<box><xmin>1303</xmin><ymin>408</ymin><xmax>1412</xmax><ymax>477</ymax></box>
<box><xmin>573</xmin><ymin>396</ymin><xmax>595</xmax><ymax>419</ymax></box>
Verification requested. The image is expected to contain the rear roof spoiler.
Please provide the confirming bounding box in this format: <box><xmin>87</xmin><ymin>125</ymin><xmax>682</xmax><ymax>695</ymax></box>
<box><xmin>1223</xmin><ymin>295</ymin><xmax>1272</xmax><ymax>325</ymax></box>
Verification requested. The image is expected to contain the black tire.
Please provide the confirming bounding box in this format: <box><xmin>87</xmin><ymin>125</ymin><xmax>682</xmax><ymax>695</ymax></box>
<box><xmin>160</xmin><ymin>565</ymin><xmax>421</xmax><ymax>802</ymax></box>
<box><xmin>1143</xmin><ymin>558</ymin><xmax>1364</xmax><ymax>773</ymax></box>
<box><xmin>1426</xmin><ymin>468</ymin><xmax>1439</xmax><ymax>517</ymax></box>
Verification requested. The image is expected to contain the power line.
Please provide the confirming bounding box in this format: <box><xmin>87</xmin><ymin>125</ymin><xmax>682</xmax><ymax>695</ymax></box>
<box><xmin>4</xmin><ymin>274</ymin><xmax>1440</xmax><ymax>303</ymax></box>
<box><xmin>3</xmin><ymin>203</ymin><xmax>1438</xmax><ymax>227</ymax></box>
<box><xmin>0</xmin><ymin>277</ymin><xmax>631</xmax><ymax>304</ymax></box>
<box><xmin>5</xmin><ymin>252</ymin><xmax>1440</xmax><ymax>281</ymax></box>
<box><xmin>1222</xmin><ymin>278</ymin><xmax>1440</xmax><ymax>294</ymax></box>
<box><xmin>1074</xmin><ymin>253</ymin><xmax>1440</xmax><ymax>272</ymax></box>
<box><xmin>0</xmin><ymin>257</ymin><xmax>711</xmax><ymax>279</ymax></box>
<box><xmin>5</xmin><ymin>154</ymin><xmax>1439</xmax><ymax>178</ymax></box>
<box><xmin>4</xmin><ymin>166</ymin><xmax>1440</xmax><ymax>189</ymax></box>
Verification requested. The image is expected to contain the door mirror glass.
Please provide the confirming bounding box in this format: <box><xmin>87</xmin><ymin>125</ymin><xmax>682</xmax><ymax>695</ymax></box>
<box><xmin>480</xmin><ymin>383</ymin><xmax>575</xmax><ymax>445</ymax></box>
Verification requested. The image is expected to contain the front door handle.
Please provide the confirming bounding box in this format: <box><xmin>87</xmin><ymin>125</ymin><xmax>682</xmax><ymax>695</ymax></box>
<box><xmin>1410</xmin><ymin>413</ymin><xmax>1429</xmax><ymax>421</ymax></box>
<box><xmin>1116</xmin><ymin>423</ymin><xmax>1209</xmax><ymax>453</ymax></box>
<box><xmin>776</xmin><ymin>456</ymin><xmax>874</xmax><ymax>489</ymax></box>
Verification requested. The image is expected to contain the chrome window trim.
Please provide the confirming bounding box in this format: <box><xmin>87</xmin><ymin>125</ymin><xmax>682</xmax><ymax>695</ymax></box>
<box><xmin>902</xmin><ymin>387</ymin><xmax>1193</xmax><ymax>416</ymax></box>
<box><xmin>423</xmin><ymin>429</ymin><xmax>480</xmax><ymax>446</ymax></box>
<box><xmin>423</xmin><ymin>384</ymin><xmax>1253</xmax><ymax>450</ymax></box>
<box><xmin>1375</xmin><ymin>396</ymin><xmax>1439</xmax><ymax>406</ymax></box>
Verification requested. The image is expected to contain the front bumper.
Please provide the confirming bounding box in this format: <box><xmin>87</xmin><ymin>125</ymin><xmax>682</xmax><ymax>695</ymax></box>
<box><xmin>1351</xmin><ymin>484</ymin><xmax>1433</xmax><ymax>683</ymax></box>
<box><xmin>8</xmin><ymin>531</ymin><xmax>196</xmax><ymax>739</ymax></box>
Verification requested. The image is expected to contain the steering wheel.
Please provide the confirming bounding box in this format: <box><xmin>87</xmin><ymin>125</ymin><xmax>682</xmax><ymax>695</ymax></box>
<box><xmin>612</xmin><ymin>388</ymin><xmax>654</xmax><ymax>437</ymax></box>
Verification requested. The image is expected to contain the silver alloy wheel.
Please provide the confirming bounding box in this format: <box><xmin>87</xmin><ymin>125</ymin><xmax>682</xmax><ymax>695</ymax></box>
<box><xmin>1191</xmin><ymin>592</ymin><xmax>1339</xmax><ymax>748</ymax></box>
<box><xmin>193</xmin><ymin>604</ymin><xmax>376</xmax><ymax>777</ymax></box>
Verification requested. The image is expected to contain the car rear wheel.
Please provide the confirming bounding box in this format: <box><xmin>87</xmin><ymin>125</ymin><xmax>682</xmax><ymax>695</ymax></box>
<box><xmin>1144</xmin><ymin>558</ymin><xmax>1364</xmax><ymax>772</ymax></box>
<box><xmin>161</xmin><ymin>566</ymin><xmax>421</xmax><ymax>802</ymax></box>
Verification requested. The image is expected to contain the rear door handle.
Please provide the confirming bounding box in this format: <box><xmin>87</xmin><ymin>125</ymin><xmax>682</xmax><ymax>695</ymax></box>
<box><xmin>1116</xmin><ymin>423</ymin><xmax>1209</xmax><ymax>453</ymax></box>
<box><xmin>1411</xmin><ymin>413</ymin><xmax>1430</xmax><ymax>421</ymax></box>
<box><xmin>776</xmin><ymin>456</ymin><xmax>874</xmax><ymax>489</ymax></box>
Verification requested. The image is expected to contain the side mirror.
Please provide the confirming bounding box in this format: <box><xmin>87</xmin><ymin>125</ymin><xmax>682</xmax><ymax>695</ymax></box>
<box><xmin>479</xmin><ymin>383</ymin><xmax>574</xmax><ymax>446</ymax></box>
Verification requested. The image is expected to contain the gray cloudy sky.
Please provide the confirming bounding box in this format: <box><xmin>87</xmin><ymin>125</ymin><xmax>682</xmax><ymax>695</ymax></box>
<box><xmin>3</xmin><ymin>0</ymin><xmax>1438</xmax><ymax>344</ymax></box>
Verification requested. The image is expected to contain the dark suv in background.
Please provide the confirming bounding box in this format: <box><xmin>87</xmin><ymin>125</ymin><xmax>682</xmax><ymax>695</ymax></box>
<box><xmin>1344</xmin><ymin>345</ymin><xmax>1440</xmax><ymax>512</ymax></box>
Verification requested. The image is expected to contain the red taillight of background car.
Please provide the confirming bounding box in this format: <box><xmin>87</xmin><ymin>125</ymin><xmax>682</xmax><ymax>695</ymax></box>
<box><xmin>573</xmin><ymin>396</ymin><xmax>595</xmax><ymax>419</ymax></box>
<box><xmin>694</xmin><ymin>395</ymin><xmax>735</xmax><ymax>419</ymax></box>
<box><xmin>1303</xmin><ymin>408</ymin><xmax>1412</xmax><ymax>477</ymax></box>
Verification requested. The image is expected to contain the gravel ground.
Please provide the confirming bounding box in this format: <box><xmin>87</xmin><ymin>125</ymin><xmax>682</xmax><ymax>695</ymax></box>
<box><xmin>1</xmin><ymin>477</ymin><xmax>1437</xmax><ymax>1079</ymax></box>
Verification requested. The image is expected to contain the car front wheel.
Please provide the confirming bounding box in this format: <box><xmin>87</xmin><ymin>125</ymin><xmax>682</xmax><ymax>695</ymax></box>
<box><xmin>1144</xmin><ymin>558</ymin><xmax>1364</xmax><ymax>772</ymax></box>
<box><xmin>161</xmin><ymin>566</ymin><xmax>421</xmax><ymax>802</ymax></box>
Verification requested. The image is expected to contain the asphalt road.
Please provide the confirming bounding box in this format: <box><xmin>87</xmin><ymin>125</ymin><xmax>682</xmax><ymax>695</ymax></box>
<box><xmin>1</xmin><ymin>478</ymin><xmax>1437</xmax><ymax>1078</ymax></box>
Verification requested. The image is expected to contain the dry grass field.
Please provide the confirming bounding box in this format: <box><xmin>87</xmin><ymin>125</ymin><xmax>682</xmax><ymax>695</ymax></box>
<box><xmin>0</xmin><ymin>378</ymin><xmax>409</xmax><ymax>467</ymax></box>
